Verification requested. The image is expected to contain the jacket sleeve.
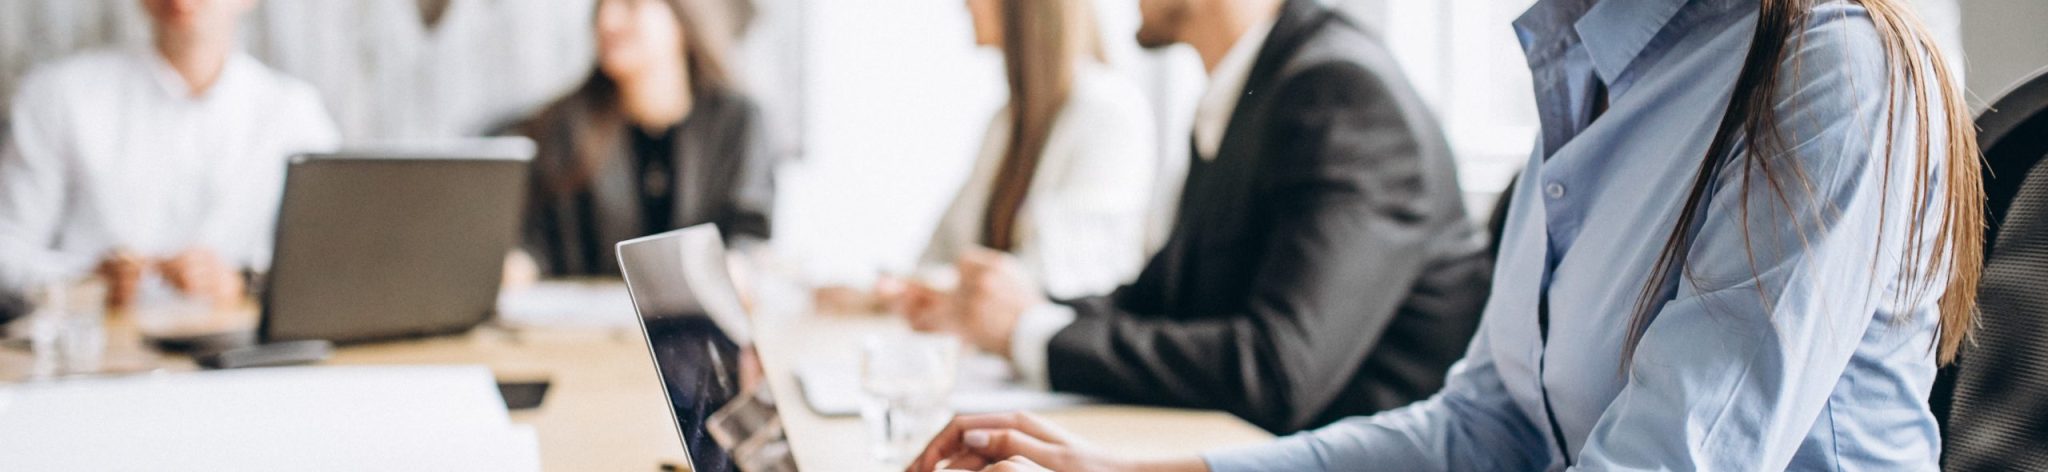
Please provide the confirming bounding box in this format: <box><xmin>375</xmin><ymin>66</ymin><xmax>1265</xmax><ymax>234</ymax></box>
<box><xmin>720</xmin><ymin>98</ymin><xmax>776</xmax><ymax>243</ymax></box>
<box><xmin>516</xmin><ymin>115</ymin><xmax>569</xmax><ymax>276</ymax></box>
<box><xmin>1046</xmin><ymin>61</ymin><xmax>1456</xmax><ymax>433</ymax></box>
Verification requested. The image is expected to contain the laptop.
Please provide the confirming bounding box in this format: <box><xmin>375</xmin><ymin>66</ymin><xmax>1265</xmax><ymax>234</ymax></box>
<box><xmin>617</xmin><ymin>224</ymin><xmax>795</xmax><ymax>472</ymax></box>
<box><xmin>258</xmin><ymin>138</ymin><xmax>533</xmax><ymax>344</ymax></box>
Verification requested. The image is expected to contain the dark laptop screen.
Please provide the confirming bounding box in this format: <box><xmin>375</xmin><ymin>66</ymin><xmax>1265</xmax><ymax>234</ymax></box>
<box><xmin>643</xmin><ymin>314</ymin><xmax>743</xmax><ymax>472</ymax></box>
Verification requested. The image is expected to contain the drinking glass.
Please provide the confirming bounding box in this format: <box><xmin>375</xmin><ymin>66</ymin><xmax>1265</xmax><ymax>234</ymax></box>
<box><xmin>26</xmin><ymin>283</ymin><xmax>106</xmax><ymax>379</ymax></box>
<box><xmin>859</xmin><ymin>332</ymin><xmax>960</xmax><ymax>465</ymax></box>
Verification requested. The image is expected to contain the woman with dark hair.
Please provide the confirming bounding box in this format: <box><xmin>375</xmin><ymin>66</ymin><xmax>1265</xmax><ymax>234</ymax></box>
<box><xmin>515</xmin><ymin>0</ymin><xmax>772</xmax><ymax>277</ymax></box>
<box><xmin>904</xmin><ymin>0</ymin><xmax>1984</xmax><ymax>470</ymax></box>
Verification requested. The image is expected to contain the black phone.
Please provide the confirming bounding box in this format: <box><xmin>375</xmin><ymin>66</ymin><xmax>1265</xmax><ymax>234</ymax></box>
<box><xmin>194</xmin><ymin>340</ymin><xmax>332</xmax><ymax>369</ymax></box>
<box><xmin>497</xmin><ymin>379</ymin><xmax>552</xmax><ymax>410</ymax></box>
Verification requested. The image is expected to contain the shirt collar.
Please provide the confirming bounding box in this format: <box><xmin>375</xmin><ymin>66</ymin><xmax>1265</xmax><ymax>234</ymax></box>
<box><xmin>1215</xmin><ymin>18</ymin><xmax>1275</xmax><ymax>83</ymax></box>
<box><xmin>1514</xmin><ymin>0</ymin><xmax>1689</xmax><ymax>86</ymax></box>
<box><xmin>1193</xmin><ymin>18</ymin><xmax>1276</xmax><ymax>161</ymax></box>
<box><xmin>140</xmin><ymin>48</ymin><xmax>254</xmax><ymax>104</ymax></box>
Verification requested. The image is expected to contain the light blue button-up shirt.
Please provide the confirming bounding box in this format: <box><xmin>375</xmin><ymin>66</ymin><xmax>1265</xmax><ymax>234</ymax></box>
<box><xmin>1205</xmin><ymin>0</ymin><xmax>1952</xmax><ymax>470</ymax></box>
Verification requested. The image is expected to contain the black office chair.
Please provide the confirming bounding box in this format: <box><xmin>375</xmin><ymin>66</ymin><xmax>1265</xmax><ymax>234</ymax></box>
<box><xmin>0</xmin><ymin>119</ymin><xmax>17</xmax><ymax>324</ymax></box>
<box><xmin>1939</xmin><ymin>68</ymin><xmax>2048</xmax><ymax>472</ymax></box>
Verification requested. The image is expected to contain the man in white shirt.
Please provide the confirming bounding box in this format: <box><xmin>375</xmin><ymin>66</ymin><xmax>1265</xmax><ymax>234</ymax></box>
<box><xmin>0</xmin><ymin>0</ymin><xmax>339</xmax><ymax>315</ymax></box>
<box><xmin>244</xmin><ymin>0</ymin><xmax>596</xmax><ymax>141</ymax></box>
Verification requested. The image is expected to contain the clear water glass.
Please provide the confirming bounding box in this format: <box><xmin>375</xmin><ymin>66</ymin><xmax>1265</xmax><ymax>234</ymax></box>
<box><xmin>26</xmin><ymin>283</ymin><xmax>106</xmax><ymax>379</ymax></box>
<box><xmin>860</xmin><ymin>332</ymin><xmax>959</xmax><ymax>466</ymax></box>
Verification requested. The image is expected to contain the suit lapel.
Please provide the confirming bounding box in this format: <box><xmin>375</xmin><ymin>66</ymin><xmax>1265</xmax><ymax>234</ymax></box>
<box><xmin>1181</xmin><ymin>0</ymin><xmax>1330</xmax><ymax>246</ymax></box>
<box><xmin>1211</xmin><ymin>0</ymin><xmax>1331</xmax><ymax>167</ymax></box>
<box><xmin>1156</xmin><ymin>0</ymin><xmax>1333</xmax><ymax>310</ymax></box>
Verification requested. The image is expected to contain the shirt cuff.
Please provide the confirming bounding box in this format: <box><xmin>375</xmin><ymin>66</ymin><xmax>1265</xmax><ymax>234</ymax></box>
<box><xmin>1008</xmin><ymin>302</ymin><xmax>1076</xmax><ymax>391</ymax></box>
<box><xmin>1202</xmin><ymin>434</ymin><xmax>1321</xmax><ymax>472</ymax></box>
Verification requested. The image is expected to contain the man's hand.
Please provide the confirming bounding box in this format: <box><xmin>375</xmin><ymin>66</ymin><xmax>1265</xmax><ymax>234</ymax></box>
<box><xmin>502</xmin><ymin>250</ymin><xmax>541</xmax><ymax>292</ymax></box>
<box><xmin>158</xmin><ymin>247</ymin><xmax>244</xmax><ymax>306</ymax></box>
<box><xmin>953</xmin><ymin>248</ymin><xmax>1046</xmax><ymax>356</ymax></box>
<box><xmin>96</xmin><ymin>248</ymin><xmax>147</xmax><ymax>310</ymax></box>
<box><xmin>900</xmin><ymin>278</ymin><xmax>965</xmax><ymax>333</ymax></box>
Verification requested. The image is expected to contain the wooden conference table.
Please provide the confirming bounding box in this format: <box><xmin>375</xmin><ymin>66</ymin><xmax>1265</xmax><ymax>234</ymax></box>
<box><xmin>0</xmin><ymin>283</ymin><xmax>1272</xmax><ymax>471</ymax></box>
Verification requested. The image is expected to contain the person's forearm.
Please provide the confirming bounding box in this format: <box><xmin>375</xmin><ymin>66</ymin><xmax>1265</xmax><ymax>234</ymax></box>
<box><xmin>1125</xmin><ymin>456</ymin><xmax>1210</xmax><ymax>472</ymax></box>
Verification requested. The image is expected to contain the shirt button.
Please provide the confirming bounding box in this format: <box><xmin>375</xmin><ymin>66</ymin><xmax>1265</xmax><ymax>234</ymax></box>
<box><xmin>1544</xmin><ymin>182</ymin><xmax>1567</xmax><ymax>199</ymax></box>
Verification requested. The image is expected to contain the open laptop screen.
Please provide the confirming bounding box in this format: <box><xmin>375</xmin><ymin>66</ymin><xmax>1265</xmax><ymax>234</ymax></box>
<box><xmin>643</xmin><ymin>314</ymin><xmax>744</xmax><ymax>470</ymax></box>
<box><xmin>617</xmin><ymin>225</ymin><xmax>791</xmax><ymax>472</ymax></box>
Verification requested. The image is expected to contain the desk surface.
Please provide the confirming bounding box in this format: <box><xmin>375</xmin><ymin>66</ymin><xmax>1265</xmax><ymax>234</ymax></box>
<box><xmin>755</xmin><ymin>314</ymin><xmax>1275</xmax><ymax>471</ymax></box>
<box><xmin>1</xmin><ymin>285</ymin><xmax>1272</xmax><ymax>471</ymax></box>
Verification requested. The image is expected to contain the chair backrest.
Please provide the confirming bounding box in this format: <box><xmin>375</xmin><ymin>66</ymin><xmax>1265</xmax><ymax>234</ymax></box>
<box><xmin>1940</xmin><ymin>67</ymin><xmax>2048</xmax><ymax>472</ymax></box>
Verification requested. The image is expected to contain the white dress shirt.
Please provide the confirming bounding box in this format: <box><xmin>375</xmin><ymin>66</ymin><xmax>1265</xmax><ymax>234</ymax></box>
<box><xmin>1192</xmin><ymin>19</ymin><xmax>1276</xmax><ymax>161</ymax></box>
<box><xmin>246</xmin><ymin>0</ymin><xmax>594</xmax><ymax>141</ymax></box>
<box><xmin>1008</xmin><ymin>21</ymin><xmax>1275</xmax><ymax>388</ymax></box>
<box><xmin>921</xmin><ymin>62</ymin><xmax>1158</xmax><ymax>301</ymax></box>
<box><xmin>0</xmin><ymin>49</ymin><xmax>339</xmax><ymax>295</ymax></box>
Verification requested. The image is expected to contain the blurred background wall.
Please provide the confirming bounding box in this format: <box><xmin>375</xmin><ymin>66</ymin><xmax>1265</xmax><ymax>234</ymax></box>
<box><xmin>1960</xmin><ymin>0</ymin><xmax>2048</xmax><ymax>104</ymax></box>
<box><xmin>0</xmin><ymin>0</ymin><xmax>2018</xmax><ymax>283</ymax></box>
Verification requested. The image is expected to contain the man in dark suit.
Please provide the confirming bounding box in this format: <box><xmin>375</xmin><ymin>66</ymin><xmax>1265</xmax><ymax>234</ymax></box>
<box><xmin>907</xmin><ymin>0</ymin><xmax>1489</xmax><ymax>434</ymax></box>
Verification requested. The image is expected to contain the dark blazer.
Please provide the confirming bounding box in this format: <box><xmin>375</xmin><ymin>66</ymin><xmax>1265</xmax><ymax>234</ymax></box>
<box><xmin>519</xmin><ymin>89</ymin><xmax>774</xmax><ymax>276</ymax></box>
<box><xmin>1045</xmin><ymin>0</ymin><xmax>1490</xmax><ymax>434</ymax></box>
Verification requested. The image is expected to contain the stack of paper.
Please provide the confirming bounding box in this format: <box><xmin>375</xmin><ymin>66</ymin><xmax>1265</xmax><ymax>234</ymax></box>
<box><xmin>0</xmin><ymin>366</ymin><xmax>539</xmax><ymax>471</ymax></box>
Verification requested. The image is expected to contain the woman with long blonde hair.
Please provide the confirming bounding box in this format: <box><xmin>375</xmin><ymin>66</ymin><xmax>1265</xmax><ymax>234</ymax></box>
<box><xmin>906</xmin><ymin>0</ymin><xmax>1983</xmax><ymax>470</ymax></box>
<box><xmin>816</xmin><ymin>0</ymin><xmax>1158</xmax><ymax>318</ymax></box>
<box><xmin>882</xmin><ymin>0</ymin><xmax>1159</xmax><ymax>313</ymax></box>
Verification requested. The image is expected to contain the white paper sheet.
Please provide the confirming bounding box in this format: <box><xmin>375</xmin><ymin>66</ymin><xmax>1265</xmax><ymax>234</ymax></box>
<box><xmin>496</xmin><ymin>281</ymin><xmax>639</xmax><ymax>329</ymax></box>
<box><xmin>0</xmin><ymin>366</ymin><xmax>540</xmax><ymax>471</ymax></box>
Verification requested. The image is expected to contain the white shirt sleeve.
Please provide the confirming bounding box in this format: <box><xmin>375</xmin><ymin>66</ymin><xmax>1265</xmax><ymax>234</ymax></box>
<box><xmin>1008</xmin><ymin>301</ymin><xmax>1077</xmax><ymax>390</ymax></box>
<box><xmin>0</xmin><ymin>71</ymin><xmax>91</xmax><ymax>295</ymax></box>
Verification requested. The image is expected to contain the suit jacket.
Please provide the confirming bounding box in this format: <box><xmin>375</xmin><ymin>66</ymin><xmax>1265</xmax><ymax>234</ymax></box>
<box><xmin>1046</xmin><ymin>0</ymin><xmax>1490</xmax><ymax>434</ymax></box>
<box><xmin>519</xmin><ymin>88</ymin><xmax>774</xmax><ymax>276</ymax></box>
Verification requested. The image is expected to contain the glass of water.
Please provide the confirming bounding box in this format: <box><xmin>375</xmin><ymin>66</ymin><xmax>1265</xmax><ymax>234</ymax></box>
<box><xmin>26</xmin><ymin>282</ymin><xmax>107</xmax><ymax>379</ymax></box>
<box><xmin>860</xmin><ymin>332</ymin><xmax>960</xmax><ymax>465</ymax></box>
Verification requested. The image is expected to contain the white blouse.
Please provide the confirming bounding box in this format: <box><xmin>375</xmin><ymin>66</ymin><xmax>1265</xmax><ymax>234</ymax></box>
<box><xmin>918</xmin><ymin>63</ymin><xmax>1159</xmax><ymax>300</ymax></box>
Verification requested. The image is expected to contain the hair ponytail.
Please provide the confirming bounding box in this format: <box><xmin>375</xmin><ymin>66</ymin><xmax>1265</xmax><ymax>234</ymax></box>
<box><xmin>1624</xmin><ymin>0</ymin><xmax>1982</xmax><ymax>368</ymax></box>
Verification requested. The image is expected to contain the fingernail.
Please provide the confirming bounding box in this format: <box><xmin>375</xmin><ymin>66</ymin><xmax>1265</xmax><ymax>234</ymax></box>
<box><xmin>964</xmin><ymin>430</ymin><xmax>990</xmax><ymax>449</ymax></box>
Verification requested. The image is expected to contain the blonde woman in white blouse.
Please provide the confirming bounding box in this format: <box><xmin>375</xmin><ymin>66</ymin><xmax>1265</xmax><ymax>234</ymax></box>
<box><xmin>912</xmin><ymin>0</ymin><xmax>1158</xmax><ymax>305</ymax></box>
<box><xmin>815</xmin><ymin>0</ymin><xmax>1163</xmax><ymax>334</ymax></box>
<box><xmin>798</xmin><ymin>0</ymin><xmax>1163</xmax><ymax>324</ymax></box>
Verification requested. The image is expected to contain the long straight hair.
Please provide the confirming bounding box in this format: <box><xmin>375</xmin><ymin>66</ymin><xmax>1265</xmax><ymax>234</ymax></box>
<box><xmin>979</xmin><ymin>0</ymin><xmax>1108</xmax><ymax>250</ymax></box>
<box><xmin>1626</xmin><ymin>0</ymin><xmax>1982</xmax><ymax>367</ymax></box>
<box><xmin>538</xmin><ymin>0</ymin><xmax>738</xmax><ymax>196</ymax></box>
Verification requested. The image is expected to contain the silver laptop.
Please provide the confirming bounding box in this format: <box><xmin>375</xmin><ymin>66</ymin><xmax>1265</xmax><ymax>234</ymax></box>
<box><xmin>258</xmin><ymin>138</ymin><xmax>533</xmax><ymax>344</ymax></box>
<box><xmin>617</xmin><ymin>224</ymin><xmax>794</xmax><ymax>472</ymax></box>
